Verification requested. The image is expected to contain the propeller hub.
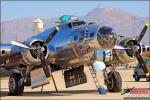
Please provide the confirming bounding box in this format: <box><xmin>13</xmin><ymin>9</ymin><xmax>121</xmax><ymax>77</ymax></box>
<box><xmin>30</xmin><ymin>41</ymin><xmax>48</xmax><ymax>60</ymax></box>
<box><xmin>133</xmin><ymin>45</ymin><xmax>140</xmax><ymax>52</ymax></box>
<box><xmin>120</xmin><ymin>39</ymin><xmax>141</xmax><ymax>58</ymax></box>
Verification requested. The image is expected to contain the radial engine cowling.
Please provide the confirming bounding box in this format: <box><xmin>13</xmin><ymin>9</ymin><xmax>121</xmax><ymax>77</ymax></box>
<box><xmin>10</xmin><ymin>39</ymin><xmax>49</xmax><ymax>66</ymax></box>
<box><xmin>112</xmin><ymin>38</ymin><xmax>142</xmax><ymax>64</ymax></box>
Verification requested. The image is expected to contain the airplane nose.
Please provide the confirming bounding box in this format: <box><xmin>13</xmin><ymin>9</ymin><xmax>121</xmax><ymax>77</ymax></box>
<box><xmin>97</xmin><ymin>26</ymin><xmax>117</xmax><ymax>49</ymax></box>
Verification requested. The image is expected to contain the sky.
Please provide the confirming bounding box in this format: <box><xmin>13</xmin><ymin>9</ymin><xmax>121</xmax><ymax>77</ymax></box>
<box><xmin>1</xmin><ymin>1</ymin><xmax>149</xmax><ymax>21</ymax></box>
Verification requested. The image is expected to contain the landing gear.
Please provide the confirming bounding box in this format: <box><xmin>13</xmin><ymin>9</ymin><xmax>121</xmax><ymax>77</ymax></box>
<box><xmin>106</xmin><ymin>71</ymin><xmax>122</xmax><ymax>92</ymax></box>
<box><xmin>103</xmin><ymin>64</ymin><xmax>122</xmax><ymax>92</ymax></box>
<box><xmin>8</xmin><ymin>73</ymin><xmax>24</xmax><ymax>96</ymax></box>
<box><xmin>103</xmin><ymin>51</ymin><xmax>122</xmax><ymax>92</ymax></box>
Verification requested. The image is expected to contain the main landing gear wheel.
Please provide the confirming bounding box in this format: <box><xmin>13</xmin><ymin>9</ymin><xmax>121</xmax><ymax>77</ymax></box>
<box><xmin>8</xmin><ymin>73</ymin><xmax>24</xmax><ymax>96</ymax></box>
<box><xmin>106</xmin><ymin>71</ymin><xmax>122</xmax><ymax>92</ymax></box>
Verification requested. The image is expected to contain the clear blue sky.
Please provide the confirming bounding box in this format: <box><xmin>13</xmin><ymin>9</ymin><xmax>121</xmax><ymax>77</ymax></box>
<box><xmin>1</xmin><ymin>1</ymin><xmax>149</xmax><ymax>21</ymax></box>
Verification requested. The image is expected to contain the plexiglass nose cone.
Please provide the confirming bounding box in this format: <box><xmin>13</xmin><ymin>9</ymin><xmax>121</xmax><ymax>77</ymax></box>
<box><xmin>97</xmin><ymin>26</ymin><xmax>117</xmax><ymax>49</ymax></box>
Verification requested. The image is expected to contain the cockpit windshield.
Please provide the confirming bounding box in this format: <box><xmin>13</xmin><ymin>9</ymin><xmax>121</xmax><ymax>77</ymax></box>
<box><xmin>72</xmin><ymin>21</ymin><xmax>86</xmax><ymax>27</ymax></box>
<box><xmin>68</xmin><ymin>21</ymin><xmax>86</xmax><ymax>28</ymax></box>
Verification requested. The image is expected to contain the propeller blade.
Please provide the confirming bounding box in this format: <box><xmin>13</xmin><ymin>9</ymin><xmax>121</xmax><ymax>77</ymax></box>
<box><xmin>134</xmin><ymin>51</ymin><xmax>149</xmax><ymax>74</ymax></box>
<box><xmin>137</xmin><ymin>21</ymin><xmax>149</xmax><ymax>42</ymax></box>
<box><xmin>40</xmin><ymin>53</ymin><xmax>52</xmax><ymax>80</ymax></box>
<box><xmin>45</xmin><ymin>26</ymin><xmax>60</xmax><ymax>44</ymax></box>
<box><xmin>11</xmin><ymin>41</ymin><xmax>31</xmax><ymax>49</ymax></box>
<box><xmin>114</xmin><ymin>45</ymin><xmax>131</xmax><ymax>50</ymax></box>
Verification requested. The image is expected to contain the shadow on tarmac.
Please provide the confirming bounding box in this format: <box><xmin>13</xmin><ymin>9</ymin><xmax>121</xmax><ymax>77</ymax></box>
<box><xmin>0</xmin><ymin>89</ymin><xmax>99</xmax><ymax>97</ymax></box>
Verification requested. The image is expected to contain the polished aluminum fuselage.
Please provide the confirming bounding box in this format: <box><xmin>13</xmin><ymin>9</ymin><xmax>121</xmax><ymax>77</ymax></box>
<box><xmin>33</xmin><ymin>24</ymin><xmax>99</xmax><ymax>68</ymax></box>
<box><xmin>32</xmin><ymin>23</ymin><xmax>116</xmax><ymax>68</ymax></box>
<box><xmin>0</xmin><ymin>22</ymin><xmax>118</xmax><ymax>69</ymax></box>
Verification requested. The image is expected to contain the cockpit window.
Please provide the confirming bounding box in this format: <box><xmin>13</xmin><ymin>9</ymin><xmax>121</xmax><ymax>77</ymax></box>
<box><xmin>68</xmin><ymin>21</ymin><xmax>86</xmax><ymax>28</ymax></box>
<box><xmin>72</xmin><ymin>21</ymin><xmax>86</xmax><ymax>27</ymax></box>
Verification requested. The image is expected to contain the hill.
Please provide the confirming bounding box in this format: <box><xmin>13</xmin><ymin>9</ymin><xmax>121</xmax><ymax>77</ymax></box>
<box><xmin>85</xmin><ymin>7</ymin><xmax>149</xmax><ymax>43</ymax></box>
<box><xmin>1</xmin><ymin>7</ymin><xmax>149</xmax><ymax>43</ymax></box>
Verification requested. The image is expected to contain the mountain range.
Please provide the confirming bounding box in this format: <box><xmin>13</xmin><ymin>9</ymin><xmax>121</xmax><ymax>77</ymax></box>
<box><xmin>1</xmin><ymin>7</ymin><xmax>149</xmax><ymax>44</ymax></box>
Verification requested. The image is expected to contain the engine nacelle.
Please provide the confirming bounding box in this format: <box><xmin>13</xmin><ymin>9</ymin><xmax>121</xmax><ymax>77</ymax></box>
<box><xmin>112</xmin><ymin>38</ymin><xmax>142</xmax><ymax>64</ymax></box>
<box><xmin>9</xmin><ymin>39</ymin><xmax>49</xmax><ymax>66</ymax></box>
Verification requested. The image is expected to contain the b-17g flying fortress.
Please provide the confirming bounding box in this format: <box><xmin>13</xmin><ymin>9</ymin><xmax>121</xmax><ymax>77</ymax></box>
<box><xmin>0</xmin><ymin>1</ymin><xmax>150</xmax><ymax>100</ymax></box>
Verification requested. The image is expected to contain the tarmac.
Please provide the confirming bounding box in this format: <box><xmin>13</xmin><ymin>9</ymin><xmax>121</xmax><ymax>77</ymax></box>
<box><xmin>0</xmin><ymin>68</ymin><xmax>150</xmax><ymax>99</ymax></box>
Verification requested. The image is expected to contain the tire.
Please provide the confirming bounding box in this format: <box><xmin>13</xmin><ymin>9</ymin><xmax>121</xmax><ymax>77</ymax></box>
<box><xmin>8</xmin><ymin>73</ymin><xmax>24</xmax><ymax>96</ymax></box>
<box><xmin>107</xmin><ymin>71</ymin><xmax>122</xmax><ymax>92</ymax></box>
<box><xmin>24</xmin><ymin>74</ymin><xmax>31</xmax><ymax>86</ymax></box>
<box><xmin>146</xmin><ymin>76</ymin><xmax>150</xmax><ymax>82</ymax></box>
<box><xmin>134</xmin><ymin>73</ymin><xmax>140</xmax><ymax>82</ymax></box>
<box><xmin>24</xmin><ymin>77</ymin><xmax>31</xmax><ymax>86</ymax></box>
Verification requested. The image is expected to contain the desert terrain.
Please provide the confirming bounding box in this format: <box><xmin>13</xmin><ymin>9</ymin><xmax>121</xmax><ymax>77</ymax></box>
<box><xmin>0</xmin><ymin>68</ymin><xmax>149</xmax><ymax>99</ymax></box>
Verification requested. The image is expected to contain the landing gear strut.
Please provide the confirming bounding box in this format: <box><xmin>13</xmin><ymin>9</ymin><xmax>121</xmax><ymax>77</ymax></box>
<box><xmin>8</xmin><ymin>73</ymin><xmax>24</xmax><ymax>96</ymax></box>
<box><xmin>102</xmin><ymin>51</ymin><xmax>122</xmax><ymax>92</ymax></box>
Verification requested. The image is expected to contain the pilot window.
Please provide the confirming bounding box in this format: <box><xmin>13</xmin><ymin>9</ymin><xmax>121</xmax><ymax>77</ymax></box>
<box><xmin>72</xmin><ymin>21</ymin><xmax>86</xmax><ymax>27</ymax></box>
<box><xmin>68</xmin><ymin>21</ymin><xmax>86</xmax><ymax>28</ymax></box>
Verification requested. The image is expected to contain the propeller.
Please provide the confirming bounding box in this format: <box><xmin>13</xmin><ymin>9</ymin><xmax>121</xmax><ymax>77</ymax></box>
<box><xmin>40</xmin><ymin>26</ymin><xmax>59</xmax><ymax>80</ymax></box>
<box><xmin>11</xmin><ymin>26</ymin><xmax>60</xmax><ymax>80</ymax></box>
<box><xmin>114</xmin><ymin>45</ymin><xmax>131</xmax><ymax>50</ymax></box>
<box><xmin>115</xmin><ymin>22</ymin><xmax>149</xmax><ymax>76</ymax></box>
<box><xmin>11</xmin><ymin>41</ymin><xmax>31</xmax><ymax>49</ymax></box>
<box><xmin>34</xmin><ymin>43</ymin><xmax>52</xmax><ymax>80</ymax></box>
<box><xmin>45</xmin><ymin>26</ymin><xmax>60</xmax><ymax>44</ymax></box>
<box><xmin>137</xmin><ymin>22</ymin><xmax>149</xmax><ymax>42</ymax></box>
<box><xmin>131</xmin><ymin>22</ymin><xmax>149</xmax><ymax>76</ymax></box>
